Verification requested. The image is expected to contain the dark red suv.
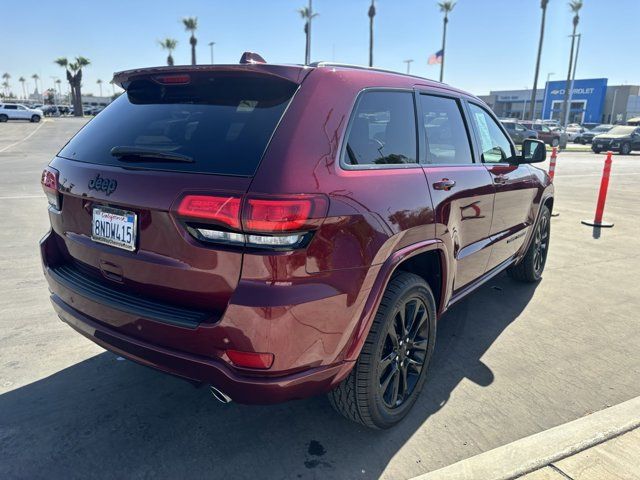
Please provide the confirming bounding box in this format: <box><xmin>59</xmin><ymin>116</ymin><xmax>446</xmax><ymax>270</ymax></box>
<box><xmin>40</xmin><ymin>56</ymin><xmax>553</xmax><ymax>428</ymax></box>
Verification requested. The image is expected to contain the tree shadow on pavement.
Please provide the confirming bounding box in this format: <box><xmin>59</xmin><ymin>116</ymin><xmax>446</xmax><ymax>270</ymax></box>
<box><xmin>0</xmin><ymin>272</ymin><xmax>537</xmax><ymax>480</ymax></box>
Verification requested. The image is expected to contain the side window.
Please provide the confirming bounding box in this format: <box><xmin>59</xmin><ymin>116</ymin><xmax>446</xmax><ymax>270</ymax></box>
<box><xmin>420</xmin><ymin>95</ymin><xmax>472</xmax><ymax>164</ymax></box>
<box><xmin>468</xmin><ymin>103</ymin><xmax>514</xmax><ymax>163</ymax></box>
<box><xmin>17</xmin><ymin>105</ymin><xmax>26</xmax><ymax>110</ymax></box>
<box><xmin>4</xmin><ymin>105</ymin><xmax>17</xmax><ymax>110</ymax></box>
<box><xmin>343</xmin><ymin>91</ymin><xmax>417</xmax><ymax>166</ymax></box>
<box><xmin>515</xmin><ymin>124</ymin><xmax>525</xmax><ymax>132</ymax></box>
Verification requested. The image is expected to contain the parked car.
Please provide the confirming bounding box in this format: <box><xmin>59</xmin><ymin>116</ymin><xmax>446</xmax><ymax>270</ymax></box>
<box><xmin>542</xmin><ymin>119</ymin><xmax>560</xmax><ymax>129</ymax></box>
<box><xmin>565</xmin><ymin>125</ymin><xmax>586</xmax><ymax>141</ymax></box>
<box><xmin>0</xmin><ymin>103</ymin><xmax>43</xmax><ymax>122</ymax></box>
<box><xmin>521</xmin><ymin>121</ymin><xmax>561</xmax><ymax>147</ymax></box>
<box><xmin>501</xmin><ymin>120</ymin><xmax>538</xmax><ymax>144</ymax></box>
<box><xmin>574</xmin><ymin>124</ymin><xmax>614</xmax><ymax>144</ymax></box>
<box><xmin>39</xmin><ymin>58</ymin><xmax>553</xmax><ymax>429</ymax></box>
<box><xmin>592</xmin><ymin>125</ymin><xmax>640</xmax><ymax>154</ymax></box>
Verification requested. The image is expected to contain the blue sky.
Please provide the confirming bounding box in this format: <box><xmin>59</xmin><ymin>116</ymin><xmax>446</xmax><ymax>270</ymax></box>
<box><xmin>2</xmin><ymin>0</ymin><xmax>639</xmax><ymax>97</ymax></box>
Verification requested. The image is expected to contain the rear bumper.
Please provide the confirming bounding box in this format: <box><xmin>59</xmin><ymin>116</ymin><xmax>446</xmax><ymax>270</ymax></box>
<box><xmin>50</xmin><ymin>293</ymin><xmax>352</xmax><ymax>404</ymax></box>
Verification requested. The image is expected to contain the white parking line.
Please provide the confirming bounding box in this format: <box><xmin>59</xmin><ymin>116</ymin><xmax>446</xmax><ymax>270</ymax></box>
<box><xmin>0</xmin><ymin>195</ymin><xmax>45</xmax><ymax>200</ymax></box>
<box><xmin>0</xmin><ymin>121</ymin><xmax>46</xmax><ymax>153</ymax></box>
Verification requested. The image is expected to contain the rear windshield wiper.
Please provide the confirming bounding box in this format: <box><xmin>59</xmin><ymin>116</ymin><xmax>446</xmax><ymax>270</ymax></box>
<box><xmin>110</xmin><ymin>146</ymin><xmax>194</xmax><ymax>163</ymax></box>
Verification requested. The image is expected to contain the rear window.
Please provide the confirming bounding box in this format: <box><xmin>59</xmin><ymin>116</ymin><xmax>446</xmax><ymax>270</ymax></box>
<box><xmin>58</xmin><ymin>73</ymin><xmax>297</xmax><ymax>176</ymax></box>
<box><xmin>342</xmin><ymin>91</ymin><xmax>417</xmax><ymax>166</ymax></box>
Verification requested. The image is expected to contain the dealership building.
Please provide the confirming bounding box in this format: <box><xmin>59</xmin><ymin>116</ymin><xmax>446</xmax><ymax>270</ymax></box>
<box><xmin>479</xmin><ymin>78</ymin><xmax>640</xmax><ymax>125</ymax></box>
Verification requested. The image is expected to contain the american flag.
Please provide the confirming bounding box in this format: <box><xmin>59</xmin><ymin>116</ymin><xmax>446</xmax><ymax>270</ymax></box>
<box><xmin>428</xmin><ymin>49</ymin><xmax>444</xmax><ymax>65</ymax></box>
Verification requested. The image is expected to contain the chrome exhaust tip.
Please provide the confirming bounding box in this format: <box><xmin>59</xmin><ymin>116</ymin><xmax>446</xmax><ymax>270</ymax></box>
<box><xmin>209</xmin><ymin>385</ymin><xmax>232</xmax><ymax>404</ymax></box>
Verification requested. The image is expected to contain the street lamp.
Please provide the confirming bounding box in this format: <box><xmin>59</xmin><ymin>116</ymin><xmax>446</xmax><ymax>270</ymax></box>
<box><xmin>208</xmin><ymin>41</ymin><xmax>216</xmax><ymax>64</ymax></box>
<box><xmin>403</xmin><ymin>59</ymin><xmax>414</xmax><ymax>74</ymax></box>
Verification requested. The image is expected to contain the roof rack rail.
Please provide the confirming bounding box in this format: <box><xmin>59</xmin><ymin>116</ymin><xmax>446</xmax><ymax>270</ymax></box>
<box><xmin>309</xmin><ymin>61</ymin><xmax>446</xmax><ymax>85</ymax></box>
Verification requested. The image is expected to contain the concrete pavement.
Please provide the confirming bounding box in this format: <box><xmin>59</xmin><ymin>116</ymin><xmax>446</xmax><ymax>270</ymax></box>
<box><xmin>1</xmin><ymin>118</ymin><xmax>640</xmax><ymax>479</ymax></box>
<box><xmin>415</xmin><ymin>395</ymin><xmax>640</xmax><ymax>479</ymax></box>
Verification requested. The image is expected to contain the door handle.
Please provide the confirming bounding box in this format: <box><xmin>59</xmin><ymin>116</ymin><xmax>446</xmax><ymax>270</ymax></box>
<box><xmin>433</xmin><ymin>179</ymin><xmax>456</xmax><ymax>191</ymax></box>
<box><xmin>493</xmin><ymin>175</ymin><xmax>507</xmax><ymax>185</ymax></box>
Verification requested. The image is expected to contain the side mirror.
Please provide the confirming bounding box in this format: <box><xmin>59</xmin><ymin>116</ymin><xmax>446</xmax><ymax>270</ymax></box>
<box><xmin>519</xmin><ymin>138</ymin><xmax>546</xmax><ymax>163</ymax></box>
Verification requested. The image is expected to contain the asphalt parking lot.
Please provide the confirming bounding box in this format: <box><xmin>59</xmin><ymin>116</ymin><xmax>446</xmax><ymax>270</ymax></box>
<box><xmin>1</xmin><ymin>118</ymin><xmax>639</xmax><ymax>480</ymax></box>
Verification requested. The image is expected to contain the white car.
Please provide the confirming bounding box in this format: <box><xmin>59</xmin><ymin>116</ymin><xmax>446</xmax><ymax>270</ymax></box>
<box><xmin>0</xmin><ymin>103</ymin><xmax>44</xmax><ymax>123</ymax></box>
<box><xmin>565</xmin><ymin>125</ymin><xmax>586</xmax><ymax>141</ymax></box>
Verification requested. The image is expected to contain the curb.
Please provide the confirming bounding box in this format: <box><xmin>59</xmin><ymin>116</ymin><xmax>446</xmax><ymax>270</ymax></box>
<box><xmin>412</xmin><ymin>395</ymin><xmax>640</xmax><ymax>480</ymax></box>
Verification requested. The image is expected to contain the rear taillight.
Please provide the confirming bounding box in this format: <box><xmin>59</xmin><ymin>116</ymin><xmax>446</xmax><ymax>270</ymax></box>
<box><xmin>173</xmin><ymin>194</ymin><xmax>328</xmax><ymax>250</ymax></box>
<box><xmin>176</xmin><ymin>195</ymin><xmax>241</xmax><ymax>229</ymax></box>
<box><xmin>242</xmin><ymin>197</ymin><xmax>325</xmax><ymax>233</ymax></box>
<box><xmin>41</xmin><ymin>166</ymin><xmax>61</xmax><ymax>210</ymax></box>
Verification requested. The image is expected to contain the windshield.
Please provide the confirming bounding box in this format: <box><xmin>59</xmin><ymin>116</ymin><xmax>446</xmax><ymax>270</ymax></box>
<box><xmin>606</xmin><ymin>126</ymin><xmax>636</xmax><ymax>135</ymax></box>
<box><xmin>58</xmin><ymin>73</ymin><xmax>297</xmax><ymax>176</ymax></box>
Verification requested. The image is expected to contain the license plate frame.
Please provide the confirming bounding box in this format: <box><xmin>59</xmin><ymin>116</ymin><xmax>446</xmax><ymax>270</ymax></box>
<box><xmin>91</xmin><ymin>206</ymin><xmax>137</xmax><ymax>252</ymax></box>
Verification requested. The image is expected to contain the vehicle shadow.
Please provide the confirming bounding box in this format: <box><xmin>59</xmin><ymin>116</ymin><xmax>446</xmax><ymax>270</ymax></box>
<box><xmin>0</xmin><ymin>272</ymin><xmax>538</xmax><ymax>480</ymax></box>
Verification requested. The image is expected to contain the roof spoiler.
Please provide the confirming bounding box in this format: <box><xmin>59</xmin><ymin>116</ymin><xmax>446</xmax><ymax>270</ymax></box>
<box><xmin>112</xmin><ymin>61</ymin><xmax>309</xmax><ymax>90</ymax></box>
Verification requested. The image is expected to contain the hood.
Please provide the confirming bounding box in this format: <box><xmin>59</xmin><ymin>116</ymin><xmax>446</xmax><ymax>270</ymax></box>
<box><xmin>594</xmin><ymin>133</ymin><xmax>630</xmax><ymax>140</ymax></box>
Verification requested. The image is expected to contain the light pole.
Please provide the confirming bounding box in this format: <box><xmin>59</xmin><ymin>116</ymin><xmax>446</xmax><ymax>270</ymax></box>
<box><xmin>563</xmin><ymin>33</ymin><xmax>581</xmax><ymax>127</ymax></box>
<box><xmin>208</xmin><ymin>41</ymin><xmax>216</xmax><ymax>64</ymax></box>
<box><xmin>403</xmin><ymin>59</ymin><xmax>414</xmax><ymax>74</ymax></box>
<box><xmin>542</xmin><ymin>72</ymin><xmax>554</xmax><ymax>120</ymax></box>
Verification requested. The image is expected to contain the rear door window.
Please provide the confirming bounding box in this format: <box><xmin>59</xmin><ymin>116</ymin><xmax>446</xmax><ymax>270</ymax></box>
<box><xmin>342</xmin><ymin>91</ymin><xmax>417</xmax><ymax>166</ymax></box>
<box><xmin>420</xmin><ymin>94</ymin><xmax>473</xmax><ymax>164</ymax></box>
<box><xmin>58</xmin><ymin>73</ymin><xmax>298</xmax><ymax>176</ymax></box>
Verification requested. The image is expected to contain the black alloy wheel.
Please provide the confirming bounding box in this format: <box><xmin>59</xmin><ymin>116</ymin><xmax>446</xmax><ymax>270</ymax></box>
<box><xmin>379</xmin><ymin>297</ymin><xmax>429</xmax><ymax>409</ymax></box>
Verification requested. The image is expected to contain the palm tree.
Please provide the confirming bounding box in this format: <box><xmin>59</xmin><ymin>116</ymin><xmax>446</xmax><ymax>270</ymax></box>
<box><xmin>299</xmin><ymin>2</ymin><xmax>318</xmax><ymax>65</ymax></box>
<box><xmin>159</xmin><ymin>38</ymin><xmax>178</xmax><ymax>66</ymax></box>
<box><xmin>54</xmin><ymin>57</ymin><xmax>90</xmax><ymax>116</ymax></box>
<box><xmin>31</xmin><ymin>73</ymin><xmax>40</xmax><ymax>94</ymax></box>
<box><xmin>437</xmin><ymin>1</ymin><xmax>455</xmax><ymax>83</ymax></box>
<box><xmin>529</xmin><ymin>0</ymin><xmax>549</xmax><ymax>120</ymax></box>
<box><xmin>182</xmin><ymin>17</ymin><xmax>198</xmax><ymax>65</ymax></box>
<box><xmin>561</xmin><ymin>0</ymin><xmax>583</xmax><ymax>126</ymax></box>
<box><xmin>96</xmin><ymin>79</ymin><xmax>103</xmax><ymax>97</ymax></box>
<box><xmin>368</xmin><ymin>0</ymin><xmax>376</xmax><ymax>67</ymax></box>
<box><xmin>19</xmin><ymin>76</ymin><xmax>26</xmax><ymax>99</ymax></box>
<box><xmin>54</xmin><ymin>57</ymin><xmax>72</xmax><ymax>105</ymax></box>
<box><xmin>1</xmin><ymin>73</ymin><xmax>9</xmax><ymax>96</ymax></box>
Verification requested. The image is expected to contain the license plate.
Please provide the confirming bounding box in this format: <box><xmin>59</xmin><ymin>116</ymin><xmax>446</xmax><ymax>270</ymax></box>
<box><xmin>91</xmin><ymin>206</ymin><xmax>137</xmax><ymax>251</ymax></box>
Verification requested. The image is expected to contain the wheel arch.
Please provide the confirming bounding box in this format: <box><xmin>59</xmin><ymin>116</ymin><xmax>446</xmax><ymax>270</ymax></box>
<box><xmin>343</xmin><ymin>239</ymin><xmax>449</xmax><ymax>363</ymax></box>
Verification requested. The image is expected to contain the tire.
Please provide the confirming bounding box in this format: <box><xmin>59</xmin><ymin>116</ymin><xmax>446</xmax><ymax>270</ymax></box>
<box><xmin>592</xmin><ymin>149</ymin><xmax>602</xmax><ymax>154</ymax></box>
<box><xmin>508</xmin><ymin>205</ymin><xmax>551</xmax><ymax>283</ymax></box>
<box><xmin>30</xmin><ymin>115</ymin><xmax>41</xmax><ymax>123</ymax></box>
<box><xmin>328</xmin><ymin>272</ymin><xmax>437</xmax><ymax>429</ymax></box>
<box><xmin>0</xmin><ymin>114</ymin><xmax>7</xmax><ymax>122</ymax></box>
<box><xmin>620</xmin><ymin>143</ymin><xmax>631</xmax><ymax>155</ymax></box>
<box><xmin>579</xmin><ymin>138</ymin><xmax>586</xmax><ymax>145</ymax></box>
<box><xmin>551</xmin><ymin>138</ymin><xmax>560</xmax><ymax>147</ymax></box>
